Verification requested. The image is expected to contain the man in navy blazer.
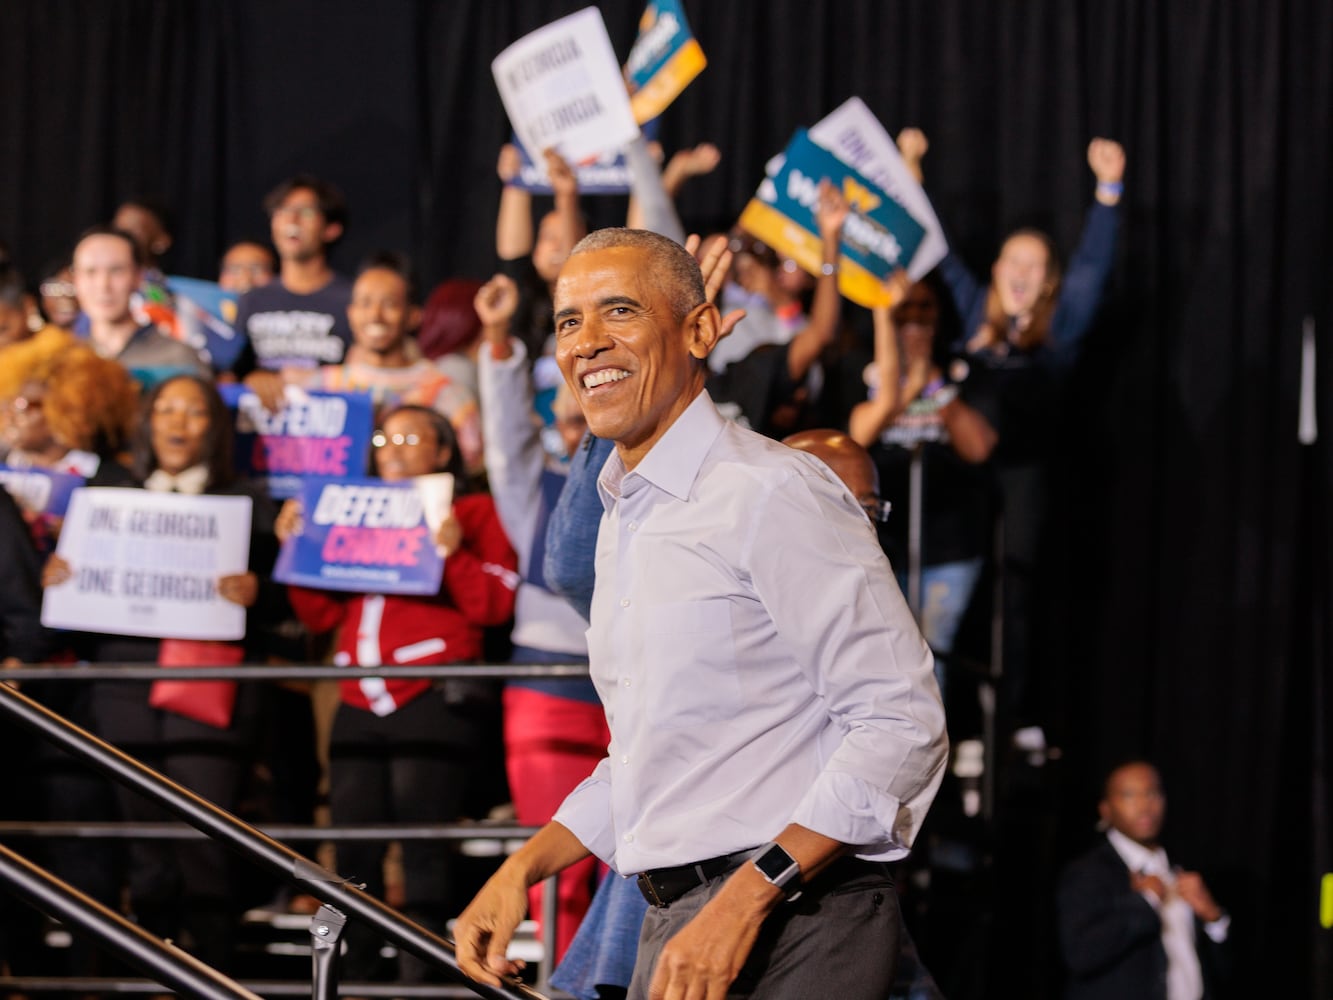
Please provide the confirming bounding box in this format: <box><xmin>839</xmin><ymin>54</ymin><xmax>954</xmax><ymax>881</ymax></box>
<box><xmin>1056</xmin><ymin>761</ymin><xmax>1230</xmax><ymax>1000</ymax></box>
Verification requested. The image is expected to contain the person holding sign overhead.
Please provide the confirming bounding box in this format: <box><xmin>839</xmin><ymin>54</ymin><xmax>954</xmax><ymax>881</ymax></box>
<box><xmin>40</xmin><ymin>373</ymin><xmax>283</xmax><ymax>973</ymax></box>
<box><xmin>277</xmin><ymin>403</ymin><xmax>518</xmax><ymax>984</ymax></box>
<box><xmin>705</xmin><ymin>180</ymin><xmax>851</xmax><ymax>439</ymax></box>
<box><xmin>495</xmin><ymin>144</ymin><xmax>587</xmax><ymax>365</ymax></box>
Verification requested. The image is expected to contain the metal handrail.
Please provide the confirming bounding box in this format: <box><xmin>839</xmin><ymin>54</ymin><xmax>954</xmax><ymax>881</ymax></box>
<box><xmin>0</xmin><ymin>843</ymin><xmax>261</xmax><ymax>1000</ymax></box>
<box><xmin>0</xmin><ymin>682</ymin><xmax>549</xmax><ymax>1000</ymax></box>
<box><xmin>0</xmin><ymin>820</ymin><xmax>542</xmax><ymax>840</ymax></box>
<box><xmin>2</xmin><ymin>660</ymin><xmax>591</xmax><ymax>680</ymax></box>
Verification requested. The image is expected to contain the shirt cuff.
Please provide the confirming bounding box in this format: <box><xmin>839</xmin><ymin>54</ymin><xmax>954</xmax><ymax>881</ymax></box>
<box><xmin>551</xmin><ymin>761</ymin><xmax>617</xmax><ymax>869</ymax></box>
<box><xmin>1203</xmin><ymin>912</ymin><xmax>1230</xmax><ymax>943</ymax></box>
<box><xmin>786</xmin><ymin>770</ymin><xmax>910</xmax><ymax>861</ymax></box>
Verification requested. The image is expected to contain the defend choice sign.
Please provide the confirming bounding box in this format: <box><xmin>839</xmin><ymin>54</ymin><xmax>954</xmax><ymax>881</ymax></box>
<box><xmin>492</xmin><ymin>6</ymin><xmax>639</xmax><ymax>164</ymax></box>
<box><xmin>273</xmin><ymin>476</ymin><xmax>447</xmax><ymax>596</ymax></box>
<box><xmin>40</xmin><ymin>488</ymin><xmax>253</xmax><ymax>640</ymax></box>
<box><xmin>228</xmin><ymin>386</ymin><xmax>374</xmax><ymax>499</ymax></box>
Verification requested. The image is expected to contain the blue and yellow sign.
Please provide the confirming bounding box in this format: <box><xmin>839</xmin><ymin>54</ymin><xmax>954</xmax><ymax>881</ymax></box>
<box><xmin>739</xmin><ymin>130</ymin><xmax>928</xmax><ymax>308</ymax></box>
<box><xmin>626</xmin><ymin>0</ymin><xmax>707</xmax><ymax>124</ymax></box>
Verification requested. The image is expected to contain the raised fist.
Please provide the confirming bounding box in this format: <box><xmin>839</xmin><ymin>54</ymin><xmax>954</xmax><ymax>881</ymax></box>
<box><xmin>1087</xmin><ymin>138</ymin><xmax>1126</xmax><ymax>185</ymax></box>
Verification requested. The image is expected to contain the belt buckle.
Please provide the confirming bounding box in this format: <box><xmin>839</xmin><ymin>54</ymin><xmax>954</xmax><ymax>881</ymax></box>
<box><xmin>636</xmin><ymin>871</ymin><xmax>667</xmax><ymax>907</ymax></box>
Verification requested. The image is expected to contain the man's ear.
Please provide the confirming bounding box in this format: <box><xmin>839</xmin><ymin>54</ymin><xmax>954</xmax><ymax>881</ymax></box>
<box><xmin>322</xmin><ymin>221</ymin><xmax>344</xmax><ymax>245</ymax></box>
<box><xmin>685</xmin><ymin>301</ymin><xmax>722</xmax><ymax>362</ymax></box>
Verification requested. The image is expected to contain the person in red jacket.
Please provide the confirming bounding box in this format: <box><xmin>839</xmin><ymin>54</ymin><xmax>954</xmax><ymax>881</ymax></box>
<box><xmin>278</xmin><ymin>402</ymin><xmax>518</xmax><ymax>984</ymax></box>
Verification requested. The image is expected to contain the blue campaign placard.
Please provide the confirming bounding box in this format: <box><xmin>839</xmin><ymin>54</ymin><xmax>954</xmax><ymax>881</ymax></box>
<box><xmin>0</xmin><ymin>465</ymin><xmax>84</xmax><ymax>516</ymax></box>
<box><xmin>225</xmin><ymin>388</ymin><xmax>375</xmax><ymax>499</ymax></box>
<box><xmin>507</xmin><ymin>119</ymin><xmax>660</xmax><ymax>195</ymax></box>
<box><xmin>162</xmin><ymin>275</ymin><xmax>246</xmax><ymax>371</ymax></box>
<box><xmin>273</xmin><ymin>476</ymin><xmax>445</xmax><ymax>596</ymax></box>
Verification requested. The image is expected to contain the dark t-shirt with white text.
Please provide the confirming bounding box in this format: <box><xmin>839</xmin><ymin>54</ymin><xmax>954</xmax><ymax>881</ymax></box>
<box><xmin>231</xmin><ymin>276</ymin><xmax>353</xmax><ymax>374</ymax></box>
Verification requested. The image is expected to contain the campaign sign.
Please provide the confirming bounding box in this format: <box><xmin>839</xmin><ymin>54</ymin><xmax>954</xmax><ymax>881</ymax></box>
<box><xmin>273</xmin><ymin>476</ymin><xmax>445</xmax><ymax>596</ymax></box>
<box><xmin>0</xmin><ymin>465</ymin><xmax>84</xmax><ymax>517</ymax></box>
<box><xmin>625</xmin><ymin>0</ymin><xmax>707</xmax><ymax>124</ymax></box>
<box><xmin>493</xmin><ymin>6</ymin><xmax>639</xmax><ymax>165</ymax></box>
<box><xmin>507</xmin><ymin>118</ymin><xmax>660</xmax><ymax>195</ymax></box>
<box><xmin>228</xmin><ymin>387</ymin><xmax>374</xmax><ymax>499</ymax></box>
<box><xmin>41</xmin><ymin>488</ymin><xmax>252</xmax><ymax>640</ymax></box>
<box><xmin>739</xmin><ymin>130</ymin><xmax>927</xmax><ymax>309</ymax></box>
<box><xmin>163</xmin><ymin>276</ymin><xmax>245</xmax><ymax>371</ymax></box>
<box><xmin>804</xmin><ymin>98</ymin><xmax>946</xmax><ymax>281</ymax></box>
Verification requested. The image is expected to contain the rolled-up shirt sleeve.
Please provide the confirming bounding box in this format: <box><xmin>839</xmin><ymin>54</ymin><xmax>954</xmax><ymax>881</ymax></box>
<box><xmin>746</xmin><ymin>465</ymin><xmax>949</xmax><ymax>858</ymax></box>
<box><xmin>552</xmin><ymin>755</ymin><xmax>618</xmax><ymax>868</ymax></box>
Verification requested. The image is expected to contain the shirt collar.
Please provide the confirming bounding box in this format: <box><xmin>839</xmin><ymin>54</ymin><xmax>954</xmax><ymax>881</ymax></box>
<box><xmin>597</xmin><ymin>389</ymin><xmax>725</xmax><ymax>511</ymax></box>
<box><xmin>1106</xmin><ymin>827</ymin><xmax>1170</xmax><ymax>875</ymax></box>
<box><xmin>144</xmin><ymin>463</ymin><xmax>210</xmax><ymax>495</ymax></box>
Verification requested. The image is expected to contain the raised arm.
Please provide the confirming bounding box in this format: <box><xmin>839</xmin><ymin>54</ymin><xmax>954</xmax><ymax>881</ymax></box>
<box><xmin>475</xmin><ymin>273</ymin><xmax>550</xmax><ymax>568</ymax></box>
<box><xmin>545</xmin><ymin>148</ymin><xmax>584</xmax><ymax>258</ymax></box>
<box><xmin>938</xmin><ymin>394</ymin><xmax>998</xmax><ymax>464</ymax></box>
<box><xmin>848</xmin><ymin>272</ymin><xmax>919</xmax><ymax>446</ymax></box>
<box><xmin>786</xmin><ymin>179</ymin><xmax>848</xmax><ymax>381</ymax></box>
<box><xmin>495</xmin><ymin>144</ymin><xmax>534</xmax><ymax>262</ymax></box>
<box><xmin>626</xmin><ymin>140</ymin><xmax>721</xmax><ymax>239</ymax></box>
<box><xmin>624</xmin><ymin>138</ymin><xmax>685</xmax><ymax>243</ymax></box>
<box><xmin>1047</xmin><ymin>138</ymin><xmax>1125</xmax><ymax>364</ymax></box>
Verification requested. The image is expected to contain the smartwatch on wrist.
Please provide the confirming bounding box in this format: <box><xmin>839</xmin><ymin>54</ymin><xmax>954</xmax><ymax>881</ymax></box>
<box><xmin>751</xmin><ymin>842</ymin><xmax>802</xmax><ymax>899</ymax></box>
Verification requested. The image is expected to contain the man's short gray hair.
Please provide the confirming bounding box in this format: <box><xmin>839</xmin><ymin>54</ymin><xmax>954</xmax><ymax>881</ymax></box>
<box><xmin>569</xmin><ymin>228</ymin><xmax>706</xmax><ymax>324</ymax></box>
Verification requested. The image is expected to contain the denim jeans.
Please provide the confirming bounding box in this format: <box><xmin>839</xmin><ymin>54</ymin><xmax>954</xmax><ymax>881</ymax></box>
<box><xmin>897</xmin><ymin>557</ymin><xmax>984</xmax><ymax>692</ymax></box>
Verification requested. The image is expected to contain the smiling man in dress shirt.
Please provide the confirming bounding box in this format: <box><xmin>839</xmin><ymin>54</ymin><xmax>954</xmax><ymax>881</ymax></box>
<box><xmin>453</xmin><ymin>228</ymin><xmax>947</xmax><ymax>1000</ymax></box>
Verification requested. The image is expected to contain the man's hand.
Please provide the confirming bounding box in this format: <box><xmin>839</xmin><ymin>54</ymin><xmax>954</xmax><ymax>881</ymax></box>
<box><xmin>1088</xmin><ymin>138</ymin><xmax>1126</xmax><ymax>185</ymax></box>
<box><xmin>647</xmin><ymin>866</ymin><xmax>780</xmax><ymax>1000</ymax></box>
<box><xmin>454</xmin><ymin>821</ymin><xmax>589</xmax><ymax>987</ymax></box>
<box><xmin>662</xmin><ymin>142</ymin><xmax>722</xmax><ymax>197</ymax></box>
<box><xmin>41</xmin><ymin>553</ymin><xmax>72</xmax><ymax>589</ymax></box>
<box><xmin>896</xmin><ymin>128</ymin><xmax>929</xmax><ymax>184</ymax></box>
<box><xmin>218</xmin><ymin>572</ymin><xmax>258</xmax><ymax>608</ymax></box>
<box><xmin>1130</xmin><ymin>870</ymin><xmax>1167</xmax><ymax>903</ymax></box>
<box><xmin>815</xmin><ymin>179</ymin><xmax>850</xmax><ymax>243</ymax></box>
<box><xmin>497</xmin><ymin>144</ymin><xmax>522</xmax><ymax>184</ymax></box>
<box><xmin>544</xmin><ymin>148</ymin><xmax>578</xmax><ymax>199</ymax></box>
<box><xmin>433</xmin><ymin>511</ymin><xmax>463</xmax><ymax>558</ymax></box>
<box><xmin>1174</xmin><ymin>870</ymin><xmax>1223</xmax><ymax>923</ymax></box>
<box><xmin>474</xmin><ymin>274</ymin><xmax>520</xmax><ymax>360</ymax></box>
<box><xmin>685</xmin><ymin>233</ymin><xmax>746</xmax><ymax>341</ymax></box>
<box><xmin>452</xmin><ymin>870</ymin><xmax>531</xmax><ymax>988</ymax></box>
<box><xmin>242</xmin><ymin>370</ymin><xmax>287</xmax><ymax>413</ymax></box>
<box><xmin>275</xmin><ymin>499</ymin><xmax>303</xmax><ymax>544</ymax></box>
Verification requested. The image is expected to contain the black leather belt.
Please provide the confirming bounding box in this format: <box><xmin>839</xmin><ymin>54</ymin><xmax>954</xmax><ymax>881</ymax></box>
<box><xmin>636</xmin><ymin>848</ymin><xmax>757</xmax><ymax>908</ymax></box>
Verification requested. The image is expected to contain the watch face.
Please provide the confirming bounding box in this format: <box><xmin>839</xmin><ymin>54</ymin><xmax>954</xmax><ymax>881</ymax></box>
<box><xmin>754</xmin><ymin>844</ymin><xmax>797</xmax><ymax>883</ymax></box>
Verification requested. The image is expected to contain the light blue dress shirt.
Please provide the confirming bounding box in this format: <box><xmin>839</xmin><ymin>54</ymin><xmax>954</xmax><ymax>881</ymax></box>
<box><xmin>553</xmin><ymin>391</ymin><xmax>948</xmax><ymax>874</ymax></box>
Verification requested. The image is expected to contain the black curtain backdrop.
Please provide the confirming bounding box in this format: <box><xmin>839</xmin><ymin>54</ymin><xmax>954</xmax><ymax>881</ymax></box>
<box><xmin>2</xmin><ymin>1</ymin><xmax>1331</xmax><ymax>995</ymax></box>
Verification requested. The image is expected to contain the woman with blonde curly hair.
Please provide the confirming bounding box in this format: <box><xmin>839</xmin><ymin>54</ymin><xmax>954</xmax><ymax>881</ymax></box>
<box><xmin>0</xmin><ymin>328</ymin><xmax>140</xmax><ymax>476</ymax></box>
